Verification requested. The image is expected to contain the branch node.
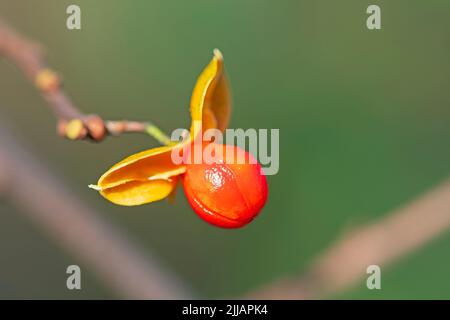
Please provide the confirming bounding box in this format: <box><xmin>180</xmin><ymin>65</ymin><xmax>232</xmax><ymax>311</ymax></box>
<box><xmin>35</xmin><ymin>68</ymin><xmax>60</xmax><ymax>93</ymax></box>
<box><xmin>65</xmin><ymin>119</ymin><xmax>87</xmax><ymax>140</ymax></box>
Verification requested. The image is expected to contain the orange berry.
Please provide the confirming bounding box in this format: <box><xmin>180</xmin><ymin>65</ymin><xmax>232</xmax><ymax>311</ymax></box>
<box><xmin>182</xmin><ymin>143</ymin><xmax>268</xmax><ymax>228</ymax></box>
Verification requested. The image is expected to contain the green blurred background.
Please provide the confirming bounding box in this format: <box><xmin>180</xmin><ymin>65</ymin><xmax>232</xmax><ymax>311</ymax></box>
<box><xmin>1</xmin><ymin>0</ymin><xmax>450</xmax><ymax>299</ymax></box>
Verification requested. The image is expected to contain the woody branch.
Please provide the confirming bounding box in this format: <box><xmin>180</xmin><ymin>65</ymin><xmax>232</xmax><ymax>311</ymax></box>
<box><xmin>0</xmin><ymin>18</ymin><xmax>170</xmax><ymax>143</ymax></box>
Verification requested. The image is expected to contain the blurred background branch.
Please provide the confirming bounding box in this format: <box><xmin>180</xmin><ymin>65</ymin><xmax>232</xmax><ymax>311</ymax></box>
<box><xmin>0</xmin><ymin>119</ymin><xmax>193</xmax><ymax>299</ymax></box>
<box><xmin>249</xmin><ymin>178</ymin><xmax>450</xmax><ymax>298</ymax></box>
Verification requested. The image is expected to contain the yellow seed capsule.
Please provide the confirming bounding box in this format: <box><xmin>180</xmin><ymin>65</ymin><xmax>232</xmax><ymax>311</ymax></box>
<box><xmin>91</xmin><ymin>50</ymin><xmax>232</xmax><ymax>208</ymax></box>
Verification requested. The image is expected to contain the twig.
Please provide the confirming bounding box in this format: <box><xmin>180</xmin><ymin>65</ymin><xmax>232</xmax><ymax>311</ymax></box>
<box><xmin>0</xmin><ymin>119</ymin><xmax>193</xmax><ymax>299</ymax></box>
<box><xmin>0</xmin><ymin>18</ymin><xmax>170</xmax><ymax>143</ymax></box>
<box><xmin>248</xmin><ymin>178</ymin><xmax>450</xmax><ymax>299</ymax></box>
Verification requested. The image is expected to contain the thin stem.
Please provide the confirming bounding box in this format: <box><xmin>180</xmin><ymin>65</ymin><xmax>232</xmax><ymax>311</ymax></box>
<box><xmin>145</xmin><ymin>122</ymin><xmax>173</xmax><ymax>146</ymax></box>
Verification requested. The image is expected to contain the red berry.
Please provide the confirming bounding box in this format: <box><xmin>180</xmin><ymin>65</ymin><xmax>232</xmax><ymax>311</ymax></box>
<box><xmin>182</xmin><ymin>143</ymin><xmax>268</xmax><ymax>228</ymax></box>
